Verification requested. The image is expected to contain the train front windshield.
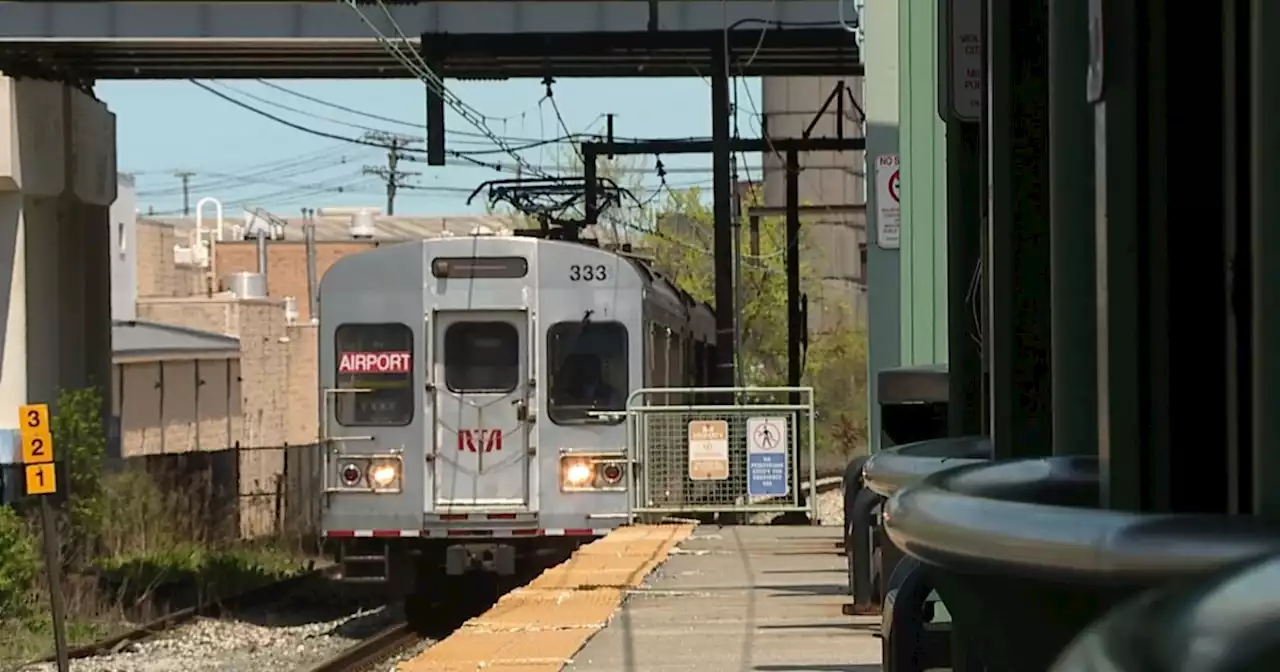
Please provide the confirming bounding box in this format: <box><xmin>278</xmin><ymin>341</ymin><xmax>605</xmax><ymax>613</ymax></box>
<box><xmin>547</xmin><ymin>321</ymin><xmax>628</xmax><ymax>424</ymax></box>
<box><xmin>334</xmin><ymin>323</ymin><xmax>415</xmax><ymax>426</ymax></box>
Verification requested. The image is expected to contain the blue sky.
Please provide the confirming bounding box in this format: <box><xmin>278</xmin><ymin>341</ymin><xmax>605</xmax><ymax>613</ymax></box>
<box><xmin>100</xmin><ymin>77</ymin><xmax>766</xmax><ymax>218</ymax></box>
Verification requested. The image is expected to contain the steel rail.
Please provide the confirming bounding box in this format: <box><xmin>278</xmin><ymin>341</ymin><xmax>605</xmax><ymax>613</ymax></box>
<box><xmin>305</xmin><ymin>622</ymin><xmax>424</xmax><ymax>672</ymax></box>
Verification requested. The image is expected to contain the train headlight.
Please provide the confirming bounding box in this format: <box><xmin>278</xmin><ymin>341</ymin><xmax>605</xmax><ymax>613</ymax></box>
<box><xmin>339</xmin><ymin>462</ymin><xmax>363</xmax><ymax>487</ymax></box>
<box><xmin>563</xmin><ymin>462</ymin><xmax>593</xmax><ymax>488</ymax></box>
<box><xmin>368</xmin><ymin>462</ymin><xmax>399</xmax><ymax>488</ymax></box>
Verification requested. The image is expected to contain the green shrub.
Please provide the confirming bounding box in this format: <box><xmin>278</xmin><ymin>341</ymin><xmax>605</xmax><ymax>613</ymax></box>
<box><xmin>96</xmin><ymin>469</ymin><xmax>190</xmax><ymax>559</ymax></box>
<box><xmin>0</xmin><ymin>506</ymin><xmax>39</xmax><ymax>618</ymax></box>
<box><xmin>51</xmin><ymin>386</ymin><xmax>108</xmax><ymax>551</ymax></box>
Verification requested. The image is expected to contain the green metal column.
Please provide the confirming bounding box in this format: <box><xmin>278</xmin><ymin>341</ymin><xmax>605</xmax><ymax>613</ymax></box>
<box><xmin>898</xmin><ymin>0</ymin><xmax>948</xmax><ymax>366</ymax></box>
<box><xmin>864</xmin><ymin>0</ymin><xmax>902</xmax><ymax>453</ymax></box>
<box><xmin>944</xmin><ymin>119</ymin><xmax>982</xmax><ymax>437</ymax></box>
<box><xmin>1224</xmin><ymin>0</ymin><xmax>1253</xmax><ymax>515</ymax></box>
<box><xmin>1092</xmin><ymin>1</ymin><xmax>1231</xmax><ymax>513</ymax></box>
<box><xmin>1251</xmin><ymin>0</ymin><xmax>1280</xmax><ymax>519</ymax></box>
<box><xmin>1092</xmin><ymin>0</ymin><xmax>1147</xmax><ymax>510</ymax></box>
<box><xmin>1048</xmin><ymin>0</ymin><xmax>1095</xmax><ymax>457</ymax></box>
<box><xmin>936</xmin><ymin>0</ymin><xmax>983</xmax><ymax>437</ymax></box>
<box><xmin>984</xmin><ymin>0</ymin><xmax>1051</xmax><ymax>458</ymax></box>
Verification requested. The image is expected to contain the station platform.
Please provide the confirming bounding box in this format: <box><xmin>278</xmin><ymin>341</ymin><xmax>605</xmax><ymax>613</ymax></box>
<box><xmin>566</xmin><ymin>525</ymin><xmax>879</xmax><ymax>672</ymax></box>
<box><xmin>397</xmin><ymin>524</ymin><xmax>877</xmax><ymax>672</ymax></box>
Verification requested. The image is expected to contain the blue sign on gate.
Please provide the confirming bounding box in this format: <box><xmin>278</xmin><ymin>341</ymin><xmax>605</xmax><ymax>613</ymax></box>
<box><xmin>746</xmin><ymin>417</ymin><xmax>789</xmax><ymax>497</ymax></box>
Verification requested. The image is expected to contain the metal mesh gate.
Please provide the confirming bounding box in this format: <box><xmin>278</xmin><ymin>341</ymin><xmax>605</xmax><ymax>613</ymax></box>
<box><xmin>623</xmin><ymin>387</ymin><xmax>816</xmax><ymax>520</ymax></box>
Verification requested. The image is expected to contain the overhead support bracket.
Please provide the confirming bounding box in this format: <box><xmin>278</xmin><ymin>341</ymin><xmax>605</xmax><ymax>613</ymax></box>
<box><xmin>581</xmin><ymin>135</ymin><xmax>866</xmax><ymax>226</ymax></box>
<box><xmin>802</xmin><ymin>80</ymin><xmax>866</xmax><ymax>141</ymax></box>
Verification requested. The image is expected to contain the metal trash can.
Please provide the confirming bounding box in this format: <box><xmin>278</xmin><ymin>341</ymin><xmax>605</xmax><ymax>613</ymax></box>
<box><xmin>856</xmin><ymin>365</ymin><xmax>950</xmax><ymax>620</ymax></box>
<box><xmin>878</xmin><ymin>364</ymin><xmax>949</xmax><ymax>447</ymax></box>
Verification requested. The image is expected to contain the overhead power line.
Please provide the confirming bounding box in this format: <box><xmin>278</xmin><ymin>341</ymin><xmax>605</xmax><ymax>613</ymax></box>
<box><xmin>337</xmin><ymin>0</ymin><xmax>548</xmax><ymax>178</ymax></box>
<box><xmin>253</xmin><ymin>79</ymin><xmax>546</xmax><ymax>144</ymax></box>
<box><xmin>136</xmin><ymin>153</ymin><xmax>371</xmax><ymax>198</ymax></box>
<box><xmin>188</xmin><ymin>79</ymin><xmax>514</xmax><ymax>173</ymax></box>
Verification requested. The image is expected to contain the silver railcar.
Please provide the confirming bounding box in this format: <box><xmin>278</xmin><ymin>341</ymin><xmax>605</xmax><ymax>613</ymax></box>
<box><xmin>317</xmin><ymin>235</ymin><xmax>714</xmax><ymax>596</ymax></box>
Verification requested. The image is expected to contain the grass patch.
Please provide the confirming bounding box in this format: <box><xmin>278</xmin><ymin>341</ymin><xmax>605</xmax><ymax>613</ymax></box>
<box><xmin>0</xmin><ymin>616</ymin><xmax>130</xmax><ymax>670</ymax></box>
<box><xmin>95</xmin><ymin>544</ymin><xmax>307</xmax><ymax>611</ymax></box>
<box><xmin>0</xmin><ymin>387</ymin><xmax>316</xmax><ymax>669</ymax></box>
<box><xmin>0</xmin><ymin>545</ymin><xmax>310</xmax><ymax>669</ymax></box>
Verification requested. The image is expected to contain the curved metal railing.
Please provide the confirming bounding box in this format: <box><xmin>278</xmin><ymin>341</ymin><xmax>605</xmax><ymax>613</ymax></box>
<box><xmin>884</xmin><ymin>456</ymin><xmax>1280</xmax><ymax>583</ymax></box>
<box><xmin>1051</xmin><ymin>552</ymin><xmax>1280</xmax><ymax>671</ymax></box>
<box><xmin>862</xmin><ymin>435</ymin><xmax>991</xmax><ymax>498</ymax></box>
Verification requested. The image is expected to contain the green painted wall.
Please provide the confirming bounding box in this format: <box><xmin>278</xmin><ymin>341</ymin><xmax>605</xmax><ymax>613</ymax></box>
<box><xmin>897</xmin><ymin>0</ymin><xmax>949</xmax><ymax>365</ymax></box>
<box><xmin>863</xmin><ymin>0</ymin><xmax>901</xmax><ymax>453</ymax></box>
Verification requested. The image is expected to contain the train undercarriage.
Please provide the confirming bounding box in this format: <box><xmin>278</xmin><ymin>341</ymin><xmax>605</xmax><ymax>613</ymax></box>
<box><xmin>330</xmin><ymin>536</ymin><xmax>590</xmax><ymax>616</ymax></box>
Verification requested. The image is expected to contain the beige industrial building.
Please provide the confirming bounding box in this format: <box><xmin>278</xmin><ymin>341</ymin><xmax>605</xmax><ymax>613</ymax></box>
<box><xmin>112</xmin><ymin>319</ymin><xmax>240</xmax><ymax>457</ymax></box>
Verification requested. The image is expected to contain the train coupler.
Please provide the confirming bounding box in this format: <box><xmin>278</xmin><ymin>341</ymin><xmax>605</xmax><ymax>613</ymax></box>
<box><xmin>446</xmin><ymin>543</ymin><xmax>517</xmax><ymax>576</ymax></box>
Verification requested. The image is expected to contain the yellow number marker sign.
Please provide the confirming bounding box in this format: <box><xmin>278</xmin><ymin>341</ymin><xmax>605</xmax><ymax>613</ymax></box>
<box><xmin>18</xmin><ymin>403</ymin><xmax>57</xmax><ymax>495</ymax></box>
<box><xmin>21</xmin><ymin>433</ymin><xmax>54</xmax><ymax>464</ymax></box>
<box><xmin>25</xmin><ymin>463</ymin><xmax>56</xmax><ymax>496</ymax></box>
<box><xmin>20</xmin><ymin>403</ymin><xmax>49</xmax><ymax>435</ymax></box>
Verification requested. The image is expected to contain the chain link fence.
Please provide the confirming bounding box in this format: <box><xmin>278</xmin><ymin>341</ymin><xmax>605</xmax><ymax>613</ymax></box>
<box><xmin>624</xmin><ymin>387</ymin><xmax>816</xmax><ymax>521</ymax></box>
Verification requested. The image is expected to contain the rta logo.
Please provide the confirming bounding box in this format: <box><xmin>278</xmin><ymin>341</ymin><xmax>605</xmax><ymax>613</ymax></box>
<box><xmin>457</xmin><ymin>429</ymin><xmax>503</xmax><ymax>453</ymax></box>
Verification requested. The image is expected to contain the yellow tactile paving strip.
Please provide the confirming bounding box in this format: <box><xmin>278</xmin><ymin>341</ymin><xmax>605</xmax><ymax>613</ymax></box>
<box><xmin>398</xmin><ymin>523</ymin><xmax>695</xmax><ymax>672</ymax></box>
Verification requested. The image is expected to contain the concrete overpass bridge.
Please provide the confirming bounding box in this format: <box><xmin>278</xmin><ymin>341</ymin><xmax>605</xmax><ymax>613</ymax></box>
<box><xmin>0</xmin><ymin>0</ymin><xmax>861</xmax><ymax>80</ymax></box>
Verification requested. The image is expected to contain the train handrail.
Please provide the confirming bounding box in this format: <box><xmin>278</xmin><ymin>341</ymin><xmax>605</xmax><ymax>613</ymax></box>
<box><xmin>883</xmin><ymin>456</ymin><xmax>1280</xmax><ymax>583</ymax></box>
<box><xmin>1051</xmin><ymin>552</ymin><xmax>1280</xmax><ymax>671</ymax></box>
<box><xmin>862</xmin><ymin>435</ymin><xmax>992</xmax><ymax>498</ymax></box>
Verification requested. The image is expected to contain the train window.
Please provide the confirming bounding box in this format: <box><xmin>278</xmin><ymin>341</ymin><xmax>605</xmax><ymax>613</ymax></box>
<box><xmin>334</xmin><ymin>323</ymin><xmax>414</xmax><ymax>427</ymax></box>
<box><xmin>444</xmin><ymin>322</ymin><xmax>520</xmax><ymax>393</ymax></box>
<box><xmin>547</xmin><ymin>321</ymin><xmax>628</xmax><ymax>425</ymax></box>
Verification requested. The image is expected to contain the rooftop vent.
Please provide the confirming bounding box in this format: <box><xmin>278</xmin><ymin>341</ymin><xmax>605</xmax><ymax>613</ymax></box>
<box><xmin>318</xmin><ymin>207</ymin><xmax>381</xmax><ymax>239</ymax></box>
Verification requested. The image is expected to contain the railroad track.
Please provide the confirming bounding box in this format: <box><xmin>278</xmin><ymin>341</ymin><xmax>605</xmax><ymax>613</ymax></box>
<box><xmin>305</xmin><ymin>621</ymin><xmax>424</xmax><ymax>672</ymax></box>
<box><xmin>811</xmin><ymin>475</ymin><xmax>845</xmax><ymax>494</ymax></box>
<box><xmin>31</xmin><ymin>563</ymin><xmax>338</xmax><ymax>665</ymax></box>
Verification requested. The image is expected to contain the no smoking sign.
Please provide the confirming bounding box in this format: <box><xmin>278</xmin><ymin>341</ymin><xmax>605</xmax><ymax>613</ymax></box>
<box><xmin>875</xmin><ymin>154</ymin><xmax>902</xmax><ymax>250</ymax></box>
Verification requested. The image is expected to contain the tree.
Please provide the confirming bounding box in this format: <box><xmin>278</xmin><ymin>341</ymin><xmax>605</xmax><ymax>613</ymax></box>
<box><xmin>640</xmin><ymin>186</ymin><xmax>870</xmax><ymax>464</ymax></box>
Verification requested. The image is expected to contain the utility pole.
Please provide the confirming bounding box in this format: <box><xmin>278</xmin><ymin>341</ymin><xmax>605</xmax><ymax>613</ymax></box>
<box><xmin>174</xmin><ymin>170</ymin><xmax>195</xmax><ymax>216</ymax></box>
<box><xmin>362</xmin><ymin>132</ymin><xmax>420</xmax><ymax>215</ymax></box>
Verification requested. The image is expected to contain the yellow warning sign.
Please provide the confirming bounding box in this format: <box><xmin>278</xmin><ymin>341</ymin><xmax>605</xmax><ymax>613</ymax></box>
<box><xmin>21</xmin><ymin>432</ymin><xmax>54</xmax><ymax>464</ymax></box>
<box><xmin>19</xmin><ymin>403</ymin><xmax>49</xmax><ymax>438</ymax></box>
<box><xmin>25</xmin><ymin>463</ymin><xmax>56</xmax><ymax>496</ymax></box>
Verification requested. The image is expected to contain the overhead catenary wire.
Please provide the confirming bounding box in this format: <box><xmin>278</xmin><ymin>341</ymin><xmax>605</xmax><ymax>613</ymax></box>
<box><xmin>253</xmin><ymin>79</ymin><xmax>546</xmax><ymax>144</ymax></box>
<box><xmin>193</xmin><ymin>78</ymin><xmax>707</xmax><ymax>179</ymax></box>
<box><xmin>337</xmin><ymin>0</ymin><xmax>547</xmax><ymax>178</ymax></box>
<box><xmin>136</xmin><ymin>152</ymin><xmax>374</xmax><ymax>198</ymax></box>
<box><xmin>189</xmin><ymin>79</ymin><xmax>519</xmax><ymax>173</ymax></box>
<box><xmin>135</xmin><ymin>144</ymin><xmax>371</xmax><ymax>197</ymax></box>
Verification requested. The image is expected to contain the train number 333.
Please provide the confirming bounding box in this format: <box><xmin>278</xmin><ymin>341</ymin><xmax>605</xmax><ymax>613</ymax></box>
<box><xmin>569</xmin><ymin>264</ymin><xmax>608</xmax><ymax>281</ymax></box>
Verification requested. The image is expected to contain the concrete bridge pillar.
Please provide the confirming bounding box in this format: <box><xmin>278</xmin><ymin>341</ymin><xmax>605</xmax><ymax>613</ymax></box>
<box><xmin>0</xmin><ymin>76</ymin><xmax>115</xmax><ymax>460</ymax></box>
